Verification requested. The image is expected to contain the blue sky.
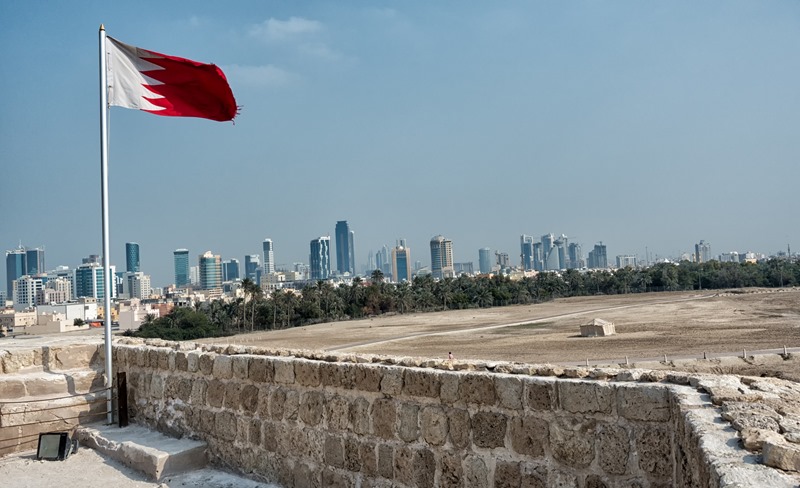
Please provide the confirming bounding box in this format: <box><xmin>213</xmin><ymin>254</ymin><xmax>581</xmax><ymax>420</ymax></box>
<box><xmin>2</xmin><ymin>1</ymin><xmax>799</xmax><ymax>288</ymax></box>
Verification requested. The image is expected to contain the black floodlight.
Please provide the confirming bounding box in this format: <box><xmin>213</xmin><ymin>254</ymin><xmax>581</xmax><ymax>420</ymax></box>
<box><xmin>36</xmin><ymin>432</ymin><xmax>75</xmax><ymax>461</ymax></box>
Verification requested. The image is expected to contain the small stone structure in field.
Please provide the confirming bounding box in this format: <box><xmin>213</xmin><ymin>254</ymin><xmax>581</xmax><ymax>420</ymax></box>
<box><xmin>580</xmin><ymin>318</ymin><xmax>616</xmax><ymax>337</ymax></box>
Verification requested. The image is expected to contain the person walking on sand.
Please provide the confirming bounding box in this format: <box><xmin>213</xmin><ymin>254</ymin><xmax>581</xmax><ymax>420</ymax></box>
<box><xmin>448</xmin><ymin>352</ymin><xmax>454</xmax><ymax>361</ymax></box>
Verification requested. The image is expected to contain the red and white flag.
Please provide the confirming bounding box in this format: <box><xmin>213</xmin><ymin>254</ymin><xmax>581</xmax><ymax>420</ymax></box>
<box><xmin>105</xmin><ymin>37</ymin><xmax>238</xmax><ymax>122</ymax></box>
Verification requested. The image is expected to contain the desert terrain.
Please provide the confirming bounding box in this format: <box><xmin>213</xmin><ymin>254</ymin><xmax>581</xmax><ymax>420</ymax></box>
<box><xmin>201</xmin><ymin>287</ymin><xmax>800</xmax><ymax>379</ymax></box>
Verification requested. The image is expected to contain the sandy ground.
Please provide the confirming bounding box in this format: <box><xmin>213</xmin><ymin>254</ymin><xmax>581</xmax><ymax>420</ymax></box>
<box><xmin>0</xmin><ymin>448</ymin><xmax>277</xmax><ymax>488</ymax></box>
<box><xmin>202</xmin><ymin>288</ymin><xmax>800</xmax><ymax>379</ymax></box>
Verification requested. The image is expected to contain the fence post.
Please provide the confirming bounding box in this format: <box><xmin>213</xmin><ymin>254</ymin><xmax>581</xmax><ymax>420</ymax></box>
<box><xmin>117</xmin><ymin>372</ymin><xmax>128</xmax><ymax>428</ymax></box>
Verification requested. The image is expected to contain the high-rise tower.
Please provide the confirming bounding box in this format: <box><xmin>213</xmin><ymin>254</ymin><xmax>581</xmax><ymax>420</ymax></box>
<box><xmin>520</xmin><ymin>235</ymin><xmax>534</xmax><ymax>271</ymax></box>
<box><xmin>430</xmin><ymin>235</ymin><xmax>454</xmax><ymax>280</ymax></box>
<box><xmin>478</xmin><ymin>248</ymin><xmax>493</xmax><ymax>274</ymax></box>
<box><xmin>125</xmin><ymin>242</ymin><xmax>140</xmax><ymax>273</ymax></box>
<box><xmin>335</xmin><ymin>221</ymin><xmax>355</xmax><ymax>275</ymax></box>
<box><xmin>310</xmin><ymin>236</ymin><xmax>331</xmax><ymax>280</ymax></box>
<box><xmin>25</xmin><ymin>248</ymin><xmax>45</xmax><ymax>276</ymax></box>
<box><xmin>244</xmin><ymin>255</ymin><xmax>260</xmax><ymax>283</ymax></box>
<box><xmin>174</xmin><ymin>249</ymin><xmax>190</xmax><ymax>287</ymax></box>
<box><xmin>5</xmin><ymin>248</ymin><xmax>26</xmax><ymax>296</ymax></box>
<box><xmin>391</xmin><ymin>244</ymin><xmax>411</xmax><ymax>283</ymax></box>
<box><xmin>262</xmin><ymin>239</ymin><xmax>275</xmax><ymax>275</ymax></box>
<box><xmin>199</xmin><ymin>251</ymin><xmax>222</xmax><ymax>291</ymax></box>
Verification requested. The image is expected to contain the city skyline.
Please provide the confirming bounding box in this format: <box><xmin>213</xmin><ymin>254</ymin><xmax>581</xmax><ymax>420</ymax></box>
<box><xmin>3</xmin><ymin>2</ymin><xmax>799</xmax><ymax>288</ymax></box>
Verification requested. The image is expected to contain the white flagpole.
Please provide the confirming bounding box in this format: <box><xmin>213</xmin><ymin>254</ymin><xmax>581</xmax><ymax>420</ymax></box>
<box><xmin>99</xmin><ymin>24</ymin><xmax>114</xmax><ymax>424</ymax></box>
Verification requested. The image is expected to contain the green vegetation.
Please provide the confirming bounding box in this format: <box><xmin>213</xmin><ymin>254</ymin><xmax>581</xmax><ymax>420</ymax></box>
<box><xmin>126</xmin><ymin>258</ymin><xmax>800</xmax><ymax>340</ymax></box>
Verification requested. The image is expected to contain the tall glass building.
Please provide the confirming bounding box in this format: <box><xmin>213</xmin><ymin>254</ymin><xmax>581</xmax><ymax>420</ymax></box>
<box><xmin>5</xmin><ymin>248</ymin><xmax>26</xmax><ymax>296</ymax></box>
<box><xmin>199</xmin><ymin>252</ymin><xmax>222</xmax><ymax>290</ymax></box>
<box><xmin>391</xmin><ymin>245</ymin><xmax>411</xmax><ymax>282</ymax></box>
<box><xmin>478</xmin><ymin>248</ymin><xmax>493</xmax><ymax>274</ymax></box>
<box><xmin>310</xmin><ymin>236</ymin><xmax>331</xmax><ymax>280</ymax></box>
<box><xmin>245</xmin><ymin>254</ymin><xmax>260</xmax><ymax>282</ymax></box>
<box><xmin>520</xmin><ymin>235</ymin><xmax>534</xmax><ymax>271</ymax></box>
<box><xmin>125</xmin><ymin>242</ymin><xmax>140</xmax><ymax>273</ymax></box>
<box><xmin>223</xmin><ymin>259</ymin><xmax>240</xmax><ymax>282</ymax></box>
<box><xmin>262</xmin><ymin>239</ymin><xmax>275</xmax><ymax>274</ymax></box>
<box><xmin>430</xmin><ymin>235</ymin><xmax>454</xmax><ymax>280</ymax></box>
<box><xmin>25</xmin><ymin>248</ymin><xmax>45</xmax><ymax>276</ymax></box>
<box><xmin>335</xmin><ymin>221</ymin><xmax>355</xmax><ymax>275</ymax></box>
<box><xmin>73</xmin><ymin>263</ymin><xmax>116</xmax><ymax>300</ymax></box>
<box><xmin>174</xmin><ymin>249</ymin><xmax>190</xmax><ymax>287</ymax></box>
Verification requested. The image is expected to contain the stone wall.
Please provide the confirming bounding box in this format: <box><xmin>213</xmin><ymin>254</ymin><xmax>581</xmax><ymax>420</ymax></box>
<box><xmin>113</xmin><ymin>343</ymin><xmax>709</xmax><ymax>487</ymax></box>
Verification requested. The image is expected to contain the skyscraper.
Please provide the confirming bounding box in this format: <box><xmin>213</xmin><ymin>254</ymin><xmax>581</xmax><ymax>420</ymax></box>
<box><xmin>74</xmin><ymin>262</ymin><xmax>116</xmax><ymax>300</ymax></box>
<box><xmin>199</xmin><ymin>252</ymin><xmax>222</xmax><ymax>291</ymax></box>
<box><xmin>5</xmin><ymin>247</ymin><xmax>26</xmax><ymax>296</ymax></box>
<box><xmin>335</xmin><ymin>221</ymin><xmax>355</xmax><ymax>275</ymax></box>
<box><xmin>174</xmin><ymin>249</ymin><xmax>190</xmax><ymax>287</ymax></box>
<box><xmin>310</xmin><ymin>236</ymin><xmax>331</xmax><ymax>280</ymax></box>
<box><xmin>125</xmin><ymin>242</ymin><xmax>140</xmax><ymax>273</ymax></box>
<box><xmin>430</xmin><ymin>235</ymin><xmax>454</xmax><ymax>280</ymax></box>
<box><xmin>244</xmin><ymin>255</ymin><xmax>260</xmax><ymax>282</ymax></box>
<box><xmin>223</xmin><ymin>259</ymin><xmax>240</xmax><ymax>282</ymax></box>
<box><xmin>25</xmin><ymin>247</ymin><xmax>45</xmax><ymax>276</ymax></box>
<box><xmin>587</xmin><ymin>242</ymin><xmax>608</xmax><ymax>269</ymax></box>
<box><xmin>391</xmin><ymin>244</ymin><xmax>411</xmax><ymax>283</ymax></box>
<box><xmin>520</xmin><ymin>235</ymin><xmax>534</xmax><ymax>271</ymax></box>
<box><xmin>262</xmin><ymin>239</ymin><xmax>275</xmax><ymax>275</ymax></box>
<box><xmin>695</xmin><ymin>240</ymin><xmax>712</xmax><ymax>263</ymax></box>
<box><xmin>568</xmin><ymin>243</ymin><xmax>583</xmax><ymax>269</ymax></box>
<box><xmin>478</xmin><ymin>248</ymin><xmax>493</xmax><ymax>274</ymax></box>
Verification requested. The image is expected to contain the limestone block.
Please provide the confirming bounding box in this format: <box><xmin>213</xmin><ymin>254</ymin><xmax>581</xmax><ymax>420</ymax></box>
<box><xmin>23</xmin><ymin>375</ymin><xmax>69</xmax><ymax>397</ymax></box>
<box><xmin>56</xmin><ymin>345</ymin><xmax>100</xmax><ymax>370</ymax></box>
<box><xmin>440</xmin><ymin>372</ymin><xmax>459</xmax><ymax>404</ymax></box>
<box><xmin>184</xmin><ymin>351</ymin><xmax>199</xmax><ymax>373</ymax></box>
<box><xmin>440</xmin><ymin>451</ymin><xmax>463</xmax><ymax>488</ymax></box>
<box><xmin>294</xmin><ymin>360</ymin><xmax>320</xmax><ymax>387</ymax></box>
<box><xmin>398</xmin><ymin>403</ymin><xmax>420</xmax><ymax>442</ymax></box>
<box><xmin>550</xmin><ymin>417</ymin><xmax>596</xmax><ymax>468</ymax></box>
<box><xmin>157</xmin><ymin>349</ymin><xmax>170</xmax><ymax>370</ymax></box>
<box><xmin>215</xmin><ymin>410</ymin><xmax>238</xmax><ymax>441</ymax></box>
<box><xmin>495</xmin><ymin>460</ymin><xmax>521</xmax><ymax>488</ymax></box>
<box><xmin>273</xmin><ymin>358</ymin><xmax>295</xmax><ymax>384</ymax></box>
<box><xmin>205</xmin><ymin>379</ymin><xmax>225</xmax><ymax>408</ymax></box>
<box><xmin>359</xmin><ymin>440</ymin><xmax>378</xmax><ymax>476</ymax></box>
<box><xmin>740</xmin><ymin>427</ymin><xmax>785</xmax><ymax>450</ymax></box>
<box><xmin>294</xmin><ymin>462</ymin><xmax>320</xmax><ymax>487</ymax></box>
<box><xmin>269</xmin><ymin>388</ymin><xmax>286</xmax><ymax>420</ymax></box>
<box><xmin>448</xmin><ymin>407</ymin><xmax>471</xmax><ymax>450</ymax></box>
<box><xmin>394</xmin><ymin>446</ymin><xmax>414</xmax><ymax>486</ymax></box>
<box><xmin>763</xmin><ymin>441</ymin><xmax>800</xmax><ymax>471</ymax></box>
<box><xmin>223</xmin><ymin>382</ymin><xmax>243</xmax><ymax>410</ymax></box>
<box><xmin>520</xmin><ymin>463</ymin><xmax>548</xmax><ymax>488</ymax></box>
<box><xmin>261</xmin><ymin>421</ymin><xmax>278</xmax><ymax>452</ymax></box>
<box><xmin>190</xmin><ymin>378</ymin><xmax>207</xmax><ymax>405</ymax></box>
<box><xmin>212</xmin><ymin>355</ymin><xmax>233</xmax><ymax>379</ymax></box>
<box><xmin>380</xmin><ymin>367</ymin><xmax>403</xmax><ymax>397</ymax></box>
<box><xmin>721</xmin><ymin>401</ymin><xmax>781</xmax><ymax>432</ymax></box>
<box><xmin>371</xmin><ymin>398</ymin><xmax>396</xmax><ymax>439</ymax></box>
<box><xmin>584</xmin><ymin>474</ymin><xmax>611</xmax><ymax>488</ymax></box>
<box><xmin>248</xmin><ymin>417</ymin><xmax>262</xmax><ymax>445</ymax></box>
<box><xmin>377</xmin><ymin>443</ymin><xmax>394</xmax><ymax>479</ymax></box>
<box><xmin>326</xmin><ymin>394</ymin><xmax>350</xmax><ymax>431</ymax></box>
<box><xmin>420</xmin><ymin>405</ymin><xmax>448</xmax><ymax>446</ymax></box>
<box><xmin>240</xmin><ymin>384</ymin><xmax>259</xmax><ymax>413</ymax></box>
<box><xmin>150</xmin><ymin>374</ymin><xmax>165</xmax><ymax>398</ymax></box>
<box><xmin>617</xmin><ymin>385</ymin><xmax>670</xmax><ymax>422</ymax></box>
<box><xmin>245</xmin><ymin>356</ymin><xmax>269</xmax><ymax>383</ymax></box>
<box><xmin>198</xmin><ymin>353</ymin><xmax>215</xmax><ymax>375</ymax></box>
<box><xmin>524</xmin><ymin>378</ymin><xmax>558</xmax><ymax>411</ymax></box>
<box><xmin>471</xmin><ymin>411</ymin><xmax>507</xmax><ymax>448</ymax></box>
<box><xmin>496</xmin><ymin>376</ymin><xmax>524</xmax><ymax>410</ymax></box>
<box><xmin>459</xmin><ymin>374</ymin><xmax>496</xmax><ymax>405</ymax></box>
<box><xmin>635</xmin><ymin>424</ymin><xmax>672</xmax><ymax>479</ymax></box>
<box><xmin>463</xmin><ymin>455</ymin><xmax>489</xmax><ymax>488</ymax></box>
<box><xmin>319</xmin><ymin>362</ymin><xmax>339</xmax><ymax>387</ymax></box>
<box><xmin>147</xmin><ymin>349</ymin><xmax>159</xmax><ymax>368</ymax></box>
<box><xmin>342</xmin><ymin>397</ymin><xmax>367</xmax><ymax>435</ymax></box>
<box><xmin>324</xmin><ymin>435</ymin><xmax>345</xmax><ymax>468</ymax></box>
<box><xmin>344</xmin><ymin>436</ymin><xmax>361</xmax><ymax>472</ymax></box>
<box><xmin>354</xmin><ymin>364</ymin><xmax>382</xmax><ymax>392</ymax></box>
<box><xmin>547</xmin><ymin>469</ymin><xmax>578</xmax><ymax>488</ymax></box>
<box><xmin>510</xmin><ymin>415</ymin><xmax>548</xmax><ymax>458</ymax></box>
<box><xmin>199</xmin><ymin>409</ymin><xmax>215</xmax><ymax>433</ymax></box>
<box><xmin>2</xmin><ymin>350</ymin><xmax>38</xmax><ymax>373</ymax></box>
<box><xmin>559</xmin><ymin>381</ymin><xmax>613</xmax><ymax>414</ymax></box>
<box><xmin>300</xmin><ymin>390</ymin><xmax>324</xmax><ymax>426</ymax></box>
<box><xmin>598</xmin><ymin>422</ymin><xmax>630</xmax><ymax>475</ymax></box>
<box><xmin>403</xmin><ymin>369</ymin><xmax>440</xmax><ymax>398</ymax></box>
<box><xmin>134</xmin><ymin>347</ymin><xmax>148</xmax><ymax>368</ymax></box>
<box><xmin>779</xmin><ymin>415</ymin><xmax>800</xmax><ymax>434</ymax></box>
<box><xmin>413</xmin><ymin>447</ymin><xmax>436</xmax><ymax>488</ymax></box>
<box><xmin>0</xmin><ymin>379</ymin><xmax>25</xmax><ymax>399</ymax></box>
<box><xmin>284</xmin><ymin>390</ymin><xmax>299</xmax><ymax>421</ymax></box>
<box><xmin>322</xmin><ymin>467</ymin><xmax>351</xmax><ymax>487</ymax></box>
<box><xmin>174</xmin><ymin>352</ymin><xmax>188</xmax><ymax>372</ymax></box>
<box><xmin>230</xmin><ymin>355</ymin><xmax>249</xmax><ymax>380</ymax></box>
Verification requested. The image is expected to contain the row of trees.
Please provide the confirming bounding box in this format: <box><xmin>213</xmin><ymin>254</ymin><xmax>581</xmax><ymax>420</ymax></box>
<box><xmin>128</xmin><ymin>259</ymin><xmax>800</xmax><ymax>339</ymax></box>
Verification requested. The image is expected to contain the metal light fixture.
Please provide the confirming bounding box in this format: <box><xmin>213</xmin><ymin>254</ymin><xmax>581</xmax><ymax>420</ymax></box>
<box><xmin>36</xmin><ymin>432</ymin><xmax>76</xmax><ymax>461</ymax></box>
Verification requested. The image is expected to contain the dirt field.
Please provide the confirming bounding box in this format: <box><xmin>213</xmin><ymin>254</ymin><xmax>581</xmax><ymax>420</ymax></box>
<box><xmin>201</xmin><ymin>288</ymin><xmax>800</xmax><ymax>379</ymax></box>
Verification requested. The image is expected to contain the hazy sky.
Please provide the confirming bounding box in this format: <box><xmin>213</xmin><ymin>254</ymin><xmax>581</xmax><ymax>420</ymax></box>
<box><xmin>2</xmin><ymin>1</ymin><xmax>799</xmax><ymax>289</ymax></box>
